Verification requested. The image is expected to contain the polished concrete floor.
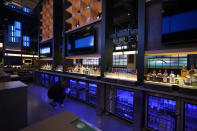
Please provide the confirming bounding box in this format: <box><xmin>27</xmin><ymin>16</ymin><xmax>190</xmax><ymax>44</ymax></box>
<box><xmin>27</xmin><ymin>84</ymin><xmax>133</xmax><ymax>131</ymax></box>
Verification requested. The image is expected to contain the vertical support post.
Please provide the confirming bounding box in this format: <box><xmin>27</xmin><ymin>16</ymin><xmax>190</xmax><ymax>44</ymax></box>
<box><xmin>137</xmin><ymin>0</ymin><xmax>145</xmax><ymax>85</ymax></box>
<box><xmin>133</xmin><ymin>90</ymin><xmax>145</xmax><ymax>131</ymax></box>
<box><xmin>96</xmin><ymin>83</ymin><xmax>105</xmax><ymax>115</ymax></box>
<box><xmin>177</xmin><ymin>98</ymin><xmax>184</xmax><ymax>131</ymax></box>
<box><xmin>62</xmin><ymin>0</ymin><xmax>66</xmax><ymax>69</ymax></box>
<box><xmin>100</xmin><ymin>0</ymin><xmax>113</xmax><ymax>77</ymax></box>
<box><xmin>38</xmin><ymin>3</ymin><xmax>41</xmax><ymax>69</ymax></box>
<box><xmin>53</xmin><ymin>0</ymin><xmax>63</xmax><ymax>67</ymax></box>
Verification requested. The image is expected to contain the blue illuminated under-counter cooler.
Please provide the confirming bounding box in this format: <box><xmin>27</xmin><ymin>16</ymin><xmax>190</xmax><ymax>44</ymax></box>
<box><xmin>115</xmin><ymin>89</ymin><xmax>134</xmax><ymax>120</ymax></box>
<box><xmin>54</xmin><ymin>76</ymin><xmax>59</xmax><ymax>83</ymax></box>
<box><xmin>185</xmin><ymin>103</ymin><xmax>197</xmax><ymax>131</ymax></box>
<box><xmin>44</xmin><ymin>74</ymin><xmax>49</xmax><ymax>87</ymax></box>
<box><xmin>41</xmin><ymin>73</ymin><xmax>44</xmax><ymax>85</ymax></box>
<box><xmin>50</xmin><ymin>75</ymin><xmax>54</xmax><ymax>86</ymax></box>
<box><xmin>88</xmin><ymin>83</ymin><xmax>97</xmax><ymax>106</ymax></box>
<box><xmin>147</xmin><ymin>96</ymin><xmax>176</xmax><ymax>131</ymax></box>
<box><xmin>69</xmin><ymin>80</ymin><xmax>77</xmax><ymax>98</ymax></box>
<box><xmin>77</xmin><ymin>81</ymin><xmax>88</xmax><ymax>102</ymax></box>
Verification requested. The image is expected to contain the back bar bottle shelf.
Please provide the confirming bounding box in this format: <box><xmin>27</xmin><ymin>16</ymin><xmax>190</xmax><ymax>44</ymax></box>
<box><xmin>40</xmin><ymin>0</ymin><xmax>53</xmax><ymax>42</ymax></box>
<box><xmin>65</xmin><ymin>0</ymin><xmax>102</xmax><ymax>31</ymax></box>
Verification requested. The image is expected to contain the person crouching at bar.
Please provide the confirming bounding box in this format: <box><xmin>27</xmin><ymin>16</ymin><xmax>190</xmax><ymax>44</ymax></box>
<box><xmin>48</xmin><ymin>80</ymin><xmax>67</xmax><ymax>108</ymax></box>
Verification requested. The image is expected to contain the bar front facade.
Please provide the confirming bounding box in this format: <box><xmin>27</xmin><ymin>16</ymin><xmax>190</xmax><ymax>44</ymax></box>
<box><xmin>1</xmin><ymin>0</ymin><xmax>197</xmax><ymax>130</ymax></box>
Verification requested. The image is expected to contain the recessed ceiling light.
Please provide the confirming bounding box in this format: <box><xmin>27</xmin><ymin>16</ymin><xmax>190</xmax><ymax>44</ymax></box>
<box><xmin>5</xmin><ymin>18</ymin><xmax>8</xmax><ymax>20</ymax></box>
<box><xmin>128</xmin><ymin>13</ymin><xmax>130</xmax><ymax>16</ymax></box>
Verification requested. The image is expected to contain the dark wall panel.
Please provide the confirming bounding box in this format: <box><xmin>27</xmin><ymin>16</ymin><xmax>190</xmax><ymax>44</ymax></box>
<box><xmin>146</xmin><ymin>1</ymin><xmax>197</xmax><ymax>51</ymax></box>
<box><xmin>4</xmin><ymin>56</ymin><xmax>22</xmax><ymax>65</ymax></box>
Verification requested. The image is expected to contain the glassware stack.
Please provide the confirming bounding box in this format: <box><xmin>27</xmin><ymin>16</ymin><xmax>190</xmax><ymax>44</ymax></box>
<box><xmin>105</xmin><ymin>68</ymin><xmax>137</xmax><ymax>81</ymax></box>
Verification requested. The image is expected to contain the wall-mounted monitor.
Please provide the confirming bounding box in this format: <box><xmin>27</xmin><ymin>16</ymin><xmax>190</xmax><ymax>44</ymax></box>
<box><xmin>68</xmin><ymin>29</ymin><xmax>96</xmax><ymax>54</ymax></box>
<box><xmin>40</xmin><ymin>47</ymin><xmax>50</xmax><ymax>54</ymax></box>
<box><xmin>162</xmin><ymin>0</ymin><xmax>197</xmax><ymax>44</ymax></box>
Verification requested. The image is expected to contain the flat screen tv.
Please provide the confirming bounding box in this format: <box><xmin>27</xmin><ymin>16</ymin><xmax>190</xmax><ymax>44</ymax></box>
<box><xmin>162</xmin><ymin>0</ymin><xmax>197</xmax><ymax>44</ymax></box>
<box><xmin>40</xmin><ymin>47</ymin><xmax>51</xmax><ymax>54</ymax></box>
<box><xmin>68</xmin><ymin>31</ymin><xmax>96</xmax><ymax>54</ymax></box>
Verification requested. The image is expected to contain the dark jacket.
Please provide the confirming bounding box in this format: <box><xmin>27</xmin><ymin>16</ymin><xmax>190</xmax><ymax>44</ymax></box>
<box><xmin>48</xmin><ymin>81</ymin><xmax>65</xmax><ymax>100</ymax></box>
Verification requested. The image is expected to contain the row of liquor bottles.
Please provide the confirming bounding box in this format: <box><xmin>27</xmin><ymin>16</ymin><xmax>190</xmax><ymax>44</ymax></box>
<box><xmin>145</xmin><ymin>65</ymin><xmax>197</xmax><ymax>86</ymax></box>
<box><xmin>67</xmin><ymin>64</ymin><xmax>100</xmax><ymax>76</ymax></box>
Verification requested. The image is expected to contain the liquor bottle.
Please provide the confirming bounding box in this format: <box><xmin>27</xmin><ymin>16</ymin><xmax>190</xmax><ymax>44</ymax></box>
<box><xmin>146</xmin><ymin>73</ymin><xmax>151</xmax><ymax>81</ymax></box>
<box><xmin>189</xmin><ymin>66</ymin><xmax>195</xmax><ymax>75</ymax></box>
<box><xmin>169</xmin><ymin>71</ymin><xmax>176</xmax><ymax>84</ymax></box>
<box><xmin>181</xmin><ymin>65</ymin><xmax>187</xmax><ymax>77</ymax></box>
<box><xmin>192</xmin><ymin>69</ymin><xmax>197</xmax><ymax>86</ymax></box>
<box><xmin>152</xmin><ymin>70</ymin><xmax>157</xmax><ymax>81</ymax></box>
<box><xmin>177</xmin><ymin>74</ymin><xmax>184</xmax><ymax>86</ymax></box>
<box><xmin>185</xmin><ymin>71</ymin><xmax>191</xmax><ymax>85</ymax></box>
<box><xmin>157</xmin><ymin>70</ymin><xmax>163</xmax><ymax>82</ymax></box>
<box><xmin>163</xmin><ymin>70</ymin><xmax>168</xmax><ymax>83</ymax></box>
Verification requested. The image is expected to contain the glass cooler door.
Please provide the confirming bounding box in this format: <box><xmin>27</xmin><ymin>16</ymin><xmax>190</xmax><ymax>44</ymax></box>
<box><xmin>44</xmin><ymin>74</ymin><xmax>49</xmax><ymax>87</ymax></box>
<box><xmin>50</xmin><ymin>75</ymin><xmax>54</xmax><ymax>86</ymax></box>
<box><xmin>147</xmin><ymin>96</ymin><xmax>176</xmax><ymax>131</ymax></box>
<box><xmin>115</xmin><ymin>89</ymin><xmax>134</xmax><ymax>120</ymax></box>
<box><xmin>185</xmin><ymin>103</ymin><xmax>197</xmax><ymax>131</ymax></box>
<box><xmin>88</xmin><ymin>83</ymin><xmax>97</xmax><ymax>105</ymax></box>
<box><xmin>69</xmin><ymin>80</ymin><xmax>77</xmax><ymax>98</ymax></box>
<box><xmin>41</xmin><ymin>73</ymin><xmax>45</xmax><ymax>85</ymax></box>
<box><xmin>78</xmin><ymin>81</ymin><xmax>88</xmax><ymax>102</ymax></box>
<box><xmin>55</xmin><ymin>76</ymin><xmax>59</xmax><ymax>83</ymax></box>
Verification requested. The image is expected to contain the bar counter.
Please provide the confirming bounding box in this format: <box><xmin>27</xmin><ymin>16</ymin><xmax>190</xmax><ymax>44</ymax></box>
<box><xmin>35</xmin><ymin>70</ymin><xmax>197</xmax><ymax>100</ymax></box>
<box><xmin>34</xmin><ymin>70</ymin><xmax>197</xmax><ymax>131</ymax></box>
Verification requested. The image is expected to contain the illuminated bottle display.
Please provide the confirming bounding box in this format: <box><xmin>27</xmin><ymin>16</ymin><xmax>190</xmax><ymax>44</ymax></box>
<box><xmin>115</xmin><ymin>89</ymin><xmax>134</xmax><ymax>120</ymax></box>
<box><xmin>185</xmin><ymin>103</ymin><xmax>197</xmax><ymax>131</ymax></box>
<box><xmin>69</xmin><ymin>80</ymin><xmax>77</xmax><ymax>98</ymax></box>
<box><xmin>169</xmin><ymin>71</ymin><xmax>176</xmax><ymax>84</ymax></box>
<box><xmin>181</xmin><ymin>65</ymin><xmax>187</xmax><ymax>77</ymax></box>
<box><xmin>88</xmin><ymin>83</ymin><xmax>97</xmax><ymax>105</ymax></box>
<box><xmin>148</xmin><ymin>96</ymin><xmax>176</xmax><ymax>131</ymax></box>
<box><xmin>41</xmin><ymin>73</ymin><xmax>44</xmax><ymax>85</ymax></box>
<box><xmin>163</xmin><ymin>70</ymin><xmax>168</xmax><ymax>83</ymax></box>
<box><xmin>192</xmin><ymin>69</ymin><xmax>197</xmax><ymax>86</ymax></box>
<box><xmin>44</xmin><ymin>74</ymin><xmax>49</xmax><ymax>87</ymax></box>
<box><xmin>77</xmin><ymin>81</ymin><xmax>87</xmax><ymax>102</ymax></box>
<box><xmin>185</xmin><ymin>71</ymin><xmax>191</xmax><ymax>85</ymax></box>
<box><xmin>152</xmin><ymin>70</ymin><xmax>157</xmax><ymax>81</ymax></box>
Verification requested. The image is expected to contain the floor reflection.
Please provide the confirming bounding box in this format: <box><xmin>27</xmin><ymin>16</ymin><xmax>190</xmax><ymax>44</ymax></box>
<box><xmin>27</xmin><ymin>83</ymin><xmax>133</xmax><ymax>131</ymax></box>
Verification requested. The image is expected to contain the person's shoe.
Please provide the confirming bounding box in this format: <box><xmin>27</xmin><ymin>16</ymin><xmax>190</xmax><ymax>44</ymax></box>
<box><xmin>50</xmin><ymin>102</ymin><xmax>56</xmax><ymax>107</ymax></box>
<box><xmin>60</xmin><ymin>104</ymin><xmax>64</xmax><ymax>108</ymax></box>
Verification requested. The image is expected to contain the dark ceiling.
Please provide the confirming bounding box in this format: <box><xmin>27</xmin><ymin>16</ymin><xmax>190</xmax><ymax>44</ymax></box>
<box><xmin>113</xmin><ymin>0</ymin><xmax>138</xmax><ymax>31</ymax></box>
